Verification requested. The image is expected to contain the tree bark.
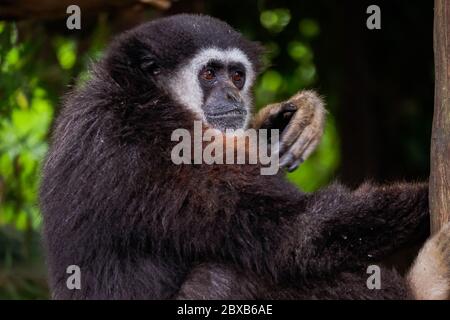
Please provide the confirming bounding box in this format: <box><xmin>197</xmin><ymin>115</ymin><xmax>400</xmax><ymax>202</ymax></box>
<box><xmin>0</xmin><ymin>0</ymin><xmax>171</xmax><ymax>20</ymax></box>
<box><xmin>430</xmin><ymin>0</ymin><xmax>450</xmax><ymax>233</ymax></box>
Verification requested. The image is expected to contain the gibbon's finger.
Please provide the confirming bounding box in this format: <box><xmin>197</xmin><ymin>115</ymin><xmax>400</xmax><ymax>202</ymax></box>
<box><xmin>279</xmin><ymin>117</ymin><xmax>326</xmax><ymax>172</ymax></box>
<box><xmin>252</xmin><ymin>103</ymin><xmax>281</xmax><ymax>129</ymax></box>
<box><xmin>278</xmin><ymin>106</ymin><xmax>313</xmax><ymax>157</ymax></box>
<box><xmin>278</xmin><ymin>91</ymin><xmax>324</xmax><ymax>156</ymax></box>
<box><xmin>298</xmin><ymin>134</ymin><xmax>322</xmax><ymax>163</ymax></box>
<box><xmin>278</xmin><ymin>152</ymin><xmax>295</xmax><ymax>170</ymax></box>
<box><xmin>253</xmin><ymin>102</ymin><xmax>296</xmax><ymax>130</ymax></box>
<box><xmin>287</xmin><ymin>157</ymin><xmax>304</xmax><ymax>172</ymax></box>
<box><xmin>286</xmin><ymin>112</ymin><xmax>325</xmax><ymax>166</ymax></box>
<box><xmin>280</xmin><ymin>91</ymin><xmax>326</xmax><ymax>166</ymax></box>
<box><xmin>279</xmin><ymin>127</ymin><xmax>316</xmax><ymax>171</ymax></box>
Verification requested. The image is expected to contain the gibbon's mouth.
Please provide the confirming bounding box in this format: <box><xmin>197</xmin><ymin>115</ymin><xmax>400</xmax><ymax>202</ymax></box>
<box><xmin>205</xmin><ymin>109</ymin><xmax>247</xmax><ymax>118</ymax></box>
<box><xmin>205</xmin><ymin>108</ymin><xmax>247</xmax><ymax>130</ymax></box>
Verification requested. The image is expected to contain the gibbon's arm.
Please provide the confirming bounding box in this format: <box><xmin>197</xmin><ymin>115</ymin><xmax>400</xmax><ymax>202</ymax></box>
<box><xmin>163</xmin><ymin>162</ymin><xmax>430</xmax><ymax>281</ymax></box>
<box><xmin>252</xmin><ymin>90</ymin><xmax>326</xmax><ymax>172</ymax></box>
<box><xmin>238</xmin><ymin>178</ymin><xmax>430</xmax><ymax>280</ymax></box>
<box><xmin>290</xmin><ymin>182</ymin><xmax>430</xmax><ymax>275</ymax></box>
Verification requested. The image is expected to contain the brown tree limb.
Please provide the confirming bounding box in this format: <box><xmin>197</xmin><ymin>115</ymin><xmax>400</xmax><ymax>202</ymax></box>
<box><xmin>430</xmin><ymin>0</ymin><xmax>450</xmax><ymax>233</ymax></box>
<box><xmin>0</xmin><ymin>0</ymin><xmax>171</xmax><ymax>20</ymax></box>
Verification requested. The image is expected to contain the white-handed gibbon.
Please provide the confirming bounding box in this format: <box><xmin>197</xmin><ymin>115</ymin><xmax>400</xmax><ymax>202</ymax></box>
<box><xmin>40</xmin><ymin>14</ymin><xmax>450</xmax><ymax>300</ymax></box>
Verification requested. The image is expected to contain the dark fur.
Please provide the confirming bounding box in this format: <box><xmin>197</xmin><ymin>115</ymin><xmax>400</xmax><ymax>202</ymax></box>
<box><xmin>40</xmin><ymin>14</ymin><xmax>430</xmax><ymax>299</ymax></box>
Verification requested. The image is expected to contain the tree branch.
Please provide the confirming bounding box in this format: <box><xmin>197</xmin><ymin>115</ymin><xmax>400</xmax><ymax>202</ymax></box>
<box><xmin>0</xmin><ymin>0</ymin><xmax>171</xmax><ymax>20</ymax></box>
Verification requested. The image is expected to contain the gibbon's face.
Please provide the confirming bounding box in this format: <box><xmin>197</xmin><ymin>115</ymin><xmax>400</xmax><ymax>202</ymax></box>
<box><xmin>103</xmin><ymin>15</ymin><xmax>262</xmax><ymax>131</ymax></box>
<box><xmin>164</xmin><ymin>48</ymin><xmax>255</xmax><ymax>131</ymax></box>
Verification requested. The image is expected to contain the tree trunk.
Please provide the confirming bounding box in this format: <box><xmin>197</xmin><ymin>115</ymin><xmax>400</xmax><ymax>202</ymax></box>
<box><xmin>430</xmin><ymin>0</ymin><xmax>450</xmax><ymax>233</ymax></box>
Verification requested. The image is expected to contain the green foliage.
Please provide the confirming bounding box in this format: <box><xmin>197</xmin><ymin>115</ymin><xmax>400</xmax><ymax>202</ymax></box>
<box><xmin>0</xmin><ymin>15</ymin><xmax>114</xmax><ymax>298</ymax></box>
<box><xmin>0</xmin><ymin>24</ymin><xmax>50</xmax><ymax>232</ymax></box>
<box><xmin>260</xmin><ymin>8</ymin><xmax>291</xmax><ymax>33</ymax></box>
<box><xmin>0</xmin><ymin>22</ymin><xmax>54</xmax><ymax>299</ymax></box>
<box><xmin>299</xmin><ymin>19</ymin><xmax>320</xmax><ymax>38</ymax></box>
<box><xmin>54</xmin><ymin>37</ymin><xmax>77</xmax><ymax>70</ymax></box>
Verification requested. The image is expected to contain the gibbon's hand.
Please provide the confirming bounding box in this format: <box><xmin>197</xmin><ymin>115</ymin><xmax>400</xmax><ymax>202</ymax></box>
<box><xmin>408</xmin><ymin>221</ymin><xmax>450</xmax><ymax>300</ymax></box>
<box><xmin>253</xmin><ymin>90</ymin><xmax>326</xmax><ymax>172</ymax></box>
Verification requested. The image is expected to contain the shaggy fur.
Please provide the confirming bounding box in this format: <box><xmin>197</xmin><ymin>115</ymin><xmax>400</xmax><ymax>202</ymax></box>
<box><xmin>40</xmin><ymin>14</ymin><xmax>440</xmax><ymax>300</ymax></box>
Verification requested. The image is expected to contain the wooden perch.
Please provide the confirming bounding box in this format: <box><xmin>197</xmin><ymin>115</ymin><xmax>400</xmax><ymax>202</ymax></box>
<box><xmin>430</xmin><ymin>0</ymin><xmax>450</xmax><ymax>233</ymax></box>
<box><xmin>0</xmin><ymin>0</ymin><xmax>171</xmax><ymax>20</ymax></box>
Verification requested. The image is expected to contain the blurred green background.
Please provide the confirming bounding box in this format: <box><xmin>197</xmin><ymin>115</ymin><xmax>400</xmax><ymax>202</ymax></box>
<box><xmin>0</xmin><ymin>0</ymin><xmax>434</xmax><ymax>299</ymax></box>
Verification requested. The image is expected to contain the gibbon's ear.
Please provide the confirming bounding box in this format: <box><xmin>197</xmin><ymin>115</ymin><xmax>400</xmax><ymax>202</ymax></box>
<box><xmin>139</xmin><ymin>53</ymin><xmax>162</xmax><ymax>76</ymax></box>
<box><xmin>104</xmin><ymin>36</ymin><xmax>161</xmax><ymax>88</ymax></box>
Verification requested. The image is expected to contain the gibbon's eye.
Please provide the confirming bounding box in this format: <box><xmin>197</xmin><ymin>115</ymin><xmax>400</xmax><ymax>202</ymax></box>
<box><xmin>231</xmin><ymin>70</ymin><xmax>245</xmax><ymax>89</ymax></box>
<box><xmin>201</xmin><ymin>68</ymin><xmax>216</xmax><ymax>81</ymax></box>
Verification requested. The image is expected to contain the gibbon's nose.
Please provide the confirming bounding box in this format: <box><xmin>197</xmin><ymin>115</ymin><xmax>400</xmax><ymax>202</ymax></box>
<box><xmin>224</xmin><ymin>87</ymin><xmax>242</xmax><ymax>104</ymax></box>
